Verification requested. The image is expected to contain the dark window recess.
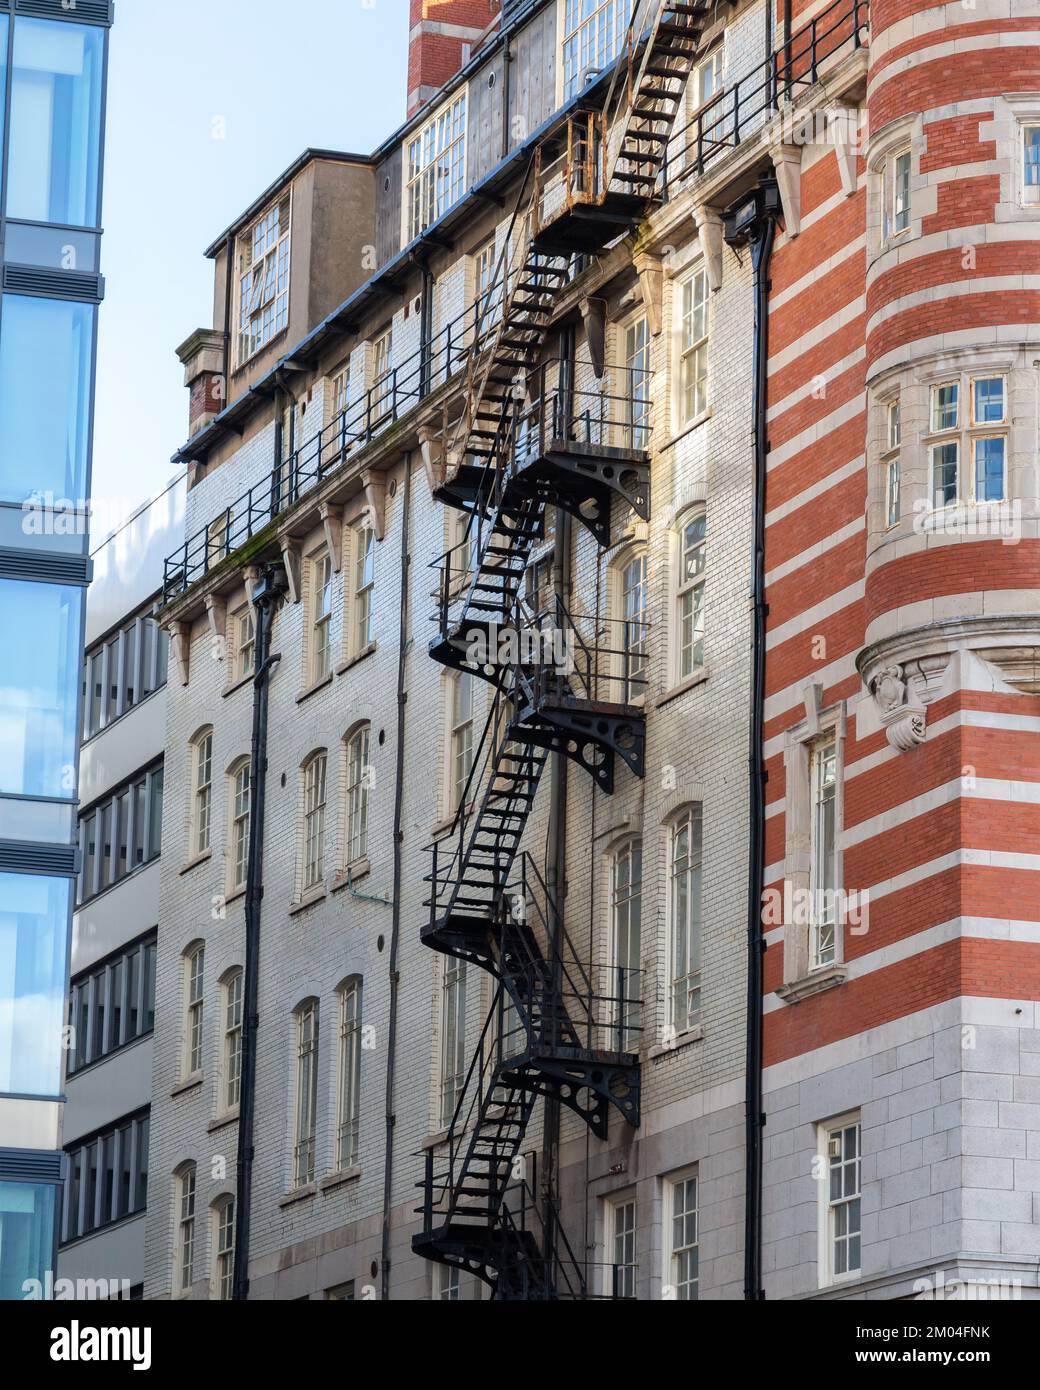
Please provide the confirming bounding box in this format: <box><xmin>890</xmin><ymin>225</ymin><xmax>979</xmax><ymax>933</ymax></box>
<box><xmin>68</xmin><ymin>934</ymin><xmax>157</xmax><ymax>1073</ymax></box>
<box><xmin>62</xmin><ymin>1111</ymin><xmax>149</xmax><ymax>1244</ymax></box>
<box><xmin>82</xmin><ymin>612</ymin><xmax>168</xmax><ymax>741</ymax></box>
<box><xmin>77</xmin><ymin>762</ymin><xmax>163</xmax><ymax>905</ymax></box>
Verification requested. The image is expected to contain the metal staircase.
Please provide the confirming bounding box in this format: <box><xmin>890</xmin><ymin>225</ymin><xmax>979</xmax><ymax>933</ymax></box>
<box><xmin>415</xmin><ymin>0</ymin><xmax>713</xmax><ymax>1300</ymax></box>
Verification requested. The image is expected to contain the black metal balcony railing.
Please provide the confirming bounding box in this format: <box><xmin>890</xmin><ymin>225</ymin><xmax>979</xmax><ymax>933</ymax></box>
<box><xmin>161</xmin><ymin>277</ymin><xmax>510</xmax><ymax>604</ymax></box>
<box><xmin>666</xmin><ymin>0</ymin><xmax>868</xmax><ymax>185</ymax></box>
<box><xmin>163</xmin><ymin>0</ymin><xmax>868</xmax><ymax>609</ymax></box>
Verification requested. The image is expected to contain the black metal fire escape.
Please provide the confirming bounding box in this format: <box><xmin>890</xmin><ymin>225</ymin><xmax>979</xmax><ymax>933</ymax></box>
<box><xmin>413</xmin><ymin>0</ymin><xmax>714</xmax><ymax>1299</ymax></box>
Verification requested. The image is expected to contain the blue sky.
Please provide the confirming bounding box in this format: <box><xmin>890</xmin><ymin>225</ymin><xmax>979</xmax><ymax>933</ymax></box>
<box><xmin>92</xmin><ymin>0</ymin><xmax>409</xmax><ymax>534</ymax></box>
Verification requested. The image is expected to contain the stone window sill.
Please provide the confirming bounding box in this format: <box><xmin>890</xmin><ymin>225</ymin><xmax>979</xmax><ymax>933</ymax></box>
<box><xmin>279</xmin><ymin>1183</ymin><xmax>317</xmax><ymax>1209</ymax></box>
<box><xmin>331</xmin><ymin>858</ymin><xmax>372</xmax><ymax>893</ymax></box>
<box><xmin>775</xmin><ymin>964</ymin><xmax>847</xmax><ymax>1004</ymax></box>
<box><xmin>660</xmin><ymin>408</ymin><xmax>712</xmax><ymax>453</ymax></box>
<box><xmin>171</xmin><ymin>1071</ymin><xmax>203</xmax><ymax>1099</ymax></box>
<box><xmin>179</xmin><ymin>849</ymin><xmax>212</xmax><ymax>877</ymax></box>
<box><xmin>422</xmin><ymin>1127</ymin><xmax>450</xmax><ymax>1151</ymax></box>
<box><xmin>320</xmin><ymin>1167</ymin><xmax>361</xmax><ymax>1194</ymax></box>
<box><xmin>289</xmin><ymin>884</ymin><xmax>328</xmax><ymax>916</ymax></box>
<box><xmin>222</xmin><ymin>670</ymin><xmax>253</xmax><ymax>699</ymax></box>
<box><xmin>648</xmin><ymin>1024</ymin><xmax>703</xmax><ymax>1060</ymax></box>
<box><xmin>655</xmin><ymin>667</ymin><xmax>709</xmax><ymax>708</ymax></box>
<box><xmin>208</xmin><ymin>1108</ymin><xmax>240</xmax><ymax>1135</ymax></box>
<box><xmin>296</xmin><ymin>672</ymin><xmax>334</xmax><ymax>705</ymax></box>
<box><xmin>337</xmin><ymin>641</ymin><xmax>377</xmax><ymax>675</ymax></box>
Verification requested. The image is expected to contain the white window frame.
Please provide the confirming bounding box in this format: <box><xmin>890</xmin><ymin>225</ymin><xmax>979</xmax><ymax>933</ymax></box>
<box><xmin>882</xmin><ymin>146</ymin><xmax>911</xmax><ymax>241</ymax></box>
<box><xmin>350</xmin><ymin>520</ymin><xmax>375</xmax><ymax>655</ymax></box>
<box><xmin>686</xmin><ymin>45</ymin><xmax>724</xmax><ymax>146</ymax></box>
<box><xmin>678</xmin><ymin>266</ymin><xmax>710</xmax><ymax>424</ymax></box>
<box><xmin>434</xmin><ymin>1263</ymin><xmax>461</xmax><ymax>1301</ymax></box>
<box><xmin>232</xmin><ymin>605</ymin><xmax>255</xmax><ymax>683</ymax></box>
<box><xmin>607</xmin><ymin>1193</ymin><xmax>637</xmax><ymax>1299</ymax></box>
<box><xmin>185</xmin><ymin>943</ymin><xmax>205</xmax><ymax>1077</ymax></box>
<box><xmin>809</xmin><ymin>736</ymin><xmax>838</xmax><ymax>971</ymax></box>
<box><xmin>623</xmin><ymin>313</ymin><xmax>650</xmax><ymax>450</ymax></box>
<box><xmin>371</xmin><ymin>326</ymin><xmax>393</xmax><ymax>420</ymax></box>
<box><xmin>449</xmin><ymin>671</ymin><xmax>475</xmax><ymax>814</ymax></box>
<box><xmin>405</xmin><ymin>92</ymin><xmax>467</xmax><ymax>244</ymax></box>
<box><xmin>560</xmin><ymin>0</ymin><xmax>632</xmax><ymax>102</ymax></box>
<box><xmin>881</xmin><ymin>397</ymin><xmax>901</xmax><ymax>528</ymax></box>
<box><xmin>177</xmin><ymin>1164</ymin><xmax>196</xmax><ymax>1295</ymax></box>
<box><xmin>473</xmin><ymin>237</ymin><xmax>501</xmax><ymax>337</ymax></box>
<box><xmin>926</xmin><ymin>373</ymin><xmax>1008</xmax><ymax>509</ymax></box>
<box><xmin>213</xmin><ymin>1197</ymin><xmax>235</xmax><ymax>1300</ymax></box>
<box><xmin>223</xmin><ymin>969</ymin><xmax>243</xmax><ymax>1112</ymax></box>
<box><xmin>344</xmin><ymin>725</ymin><xmax>371</xmax><ymax>868</ymax></box>
<box><xmin>337</xmin><ymin>979</ymin><xmax>362</xmax><ymax>1171</ymax></box>
<box><xmin>192</xmin><ymin>728</ymin><xmax>213</xmax><ymax>857</ymax></box>
<box><xmin>668</xmin><ymin>805</ymin><xmax>703</xmax><ymax>1038</ymax></box>
<box><xmin>610</xmin><ymin>838</ymin><xmax>642</xmax><ymax>1052</ymax></box>
<box><xmin>617</xmin><ymin>548</ymin><xmax>648</xmax><ymax>704</ymax></box>
<box><xmin>235</xmin><ymin>192</ymin><xmax>291</xmax><ymax>368</ymax></box>
<box><xmin>294</xmin><ymin>1000</ymin><xmax>319</xmax><ymax>1188</ymax></box>
<box><xmin>302</xmin><ymin>753</ymin><xmax>328</xmax><ymax>892</ymax></box>
<box><xmin>676</xmin><ymin>507</ymin><xmax>706</xmax><ymax>681</ymax></box>
<box><xmin>440</xmin><ymin>957</ymin><xmax>468</xmax><ymax>1128</ymax></box>
<box><xmin>817</xmin><ymin>1113</ymin><xmax>862</xmax><ymax>1287</ymax></box>
<box><xmin>310</xmin><ymin>549</ymin><xmax>333</xmax><ymax>685</ymax></box>
<box><xmin>1023</xmin><ymin>123</ymin><xmax>1040</xmax><ymax>205</ymax></box>
<box><xmin>663</xmin><ymin>1168</ymin><xmax>698</xmax><ymax>1300</ymax></box>
<box><xmin>228</xmin><ymin>758</ymin><xmax>251</xmax><ymax>894</ymax></box>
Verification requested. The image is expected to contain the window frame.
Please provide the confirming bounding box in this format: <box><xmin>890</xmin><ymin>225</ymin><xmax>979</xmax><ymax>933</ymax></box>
<box><xmin>213</xmin><ymin>1196</ymin><xmax>235</xmax><ymax>1301</ymax></box>
<box><xmin>1022</xmin><ymin>123</ymin><xmax>1040</xmax><ymax>205</ymax></box>
<box><xmin>675</xmin><ymin>506</ymin><xmax>706</xmax><ymax>681</ymax></box>
<box><xmin>60</xmin><ymin>1109</ymin><xmax>149</xmax><ymax>1245</ymax></box>
<box><xmin>882</xmin><ymin>146</ymin><xmax>912</xmax><ymax>241</ymax></box>
<box><xmin>925</xmin><ymin>373</ymin><xmax>1008</xmax><ymax>509</ymax></box>
<box><xmin>678</xmin><ymin>265</ymin><xmax>710</xmax><ymax>425</ymax></box>
<box><xmin>817</xmin><ymin>1113</ymin><xmax>862</xmax><ymax>1287</ymax></box>
<box><xmin>235</xmin><ymin>191</ymin><xmax>292</xmax><ymax>369</ymax></box>
<box><xmin>81</xmin><ymin>610</ymin><xmax>168</xmax><ymax>742</ymax></box>
<box><xmin>228</xmin><ymin>757</ymin><xmax>251</xmax><ymax>895</ymax></box>
<box><xmin>607</xmin><ymin>1192</ymin><xmax>637</xmax><ymax>1299</ymax></box>
<box><xmin>667</xmin><ymin>805</ymin><xmax>703</xmax><ymax>1039</ymax></box>
<box><xmin>350</xmin><ymin>519</ymin><xmax>375</xmax><ymax>656</ymax></box>
<box><xmin>302</xmin><ymin>751</ymin><xmax>328</xmax><ymax>893</ymax></box>
<box><xmin>222</xmin><ymin>969</ymin><xmax>244</xmax><ymax>1113</ymax></box>
<box><xmin>664</xmin><ymin>1168</ymin><xmax>699</xmax><ymax>1300</ymax></box>
<box><xmin>449</xmin><ymin>670</ymin><xmax>475</xmax><ymax>815</ymax></box>
<box><xmin>610</xmin><ymin>837</ymin><xmax>642</xmax><ymax>1052</ymax></box>
<box><xmin>881</xmin><ymin>397</ymin><xmax>901</xmax><ymax>528</ymax></box>
<box><xmin>344</xmin><ymin>725</ymin><xmax>371</xmax><ymax>868</ymax></box>
<box><xmin>439</xmin><ymin>956</ymin><xmax>468</xmax><ymax>1129</ymax></box>
<box><xmin>309</xmin><ymin>548</ymin><xmax>334</xmax><ymax>685</ymax></box>
<box><xmin>184</xmin><ymin>943</ymin><xmax>205</xmax><ymax>1078</ymax></box>
<box><xmin>808</xmin><ymin>735</ymin><xmax>838</xmax><ymax>972</ymax></box>
<box><xmin>617</xmin><ymin>547</ymin><xmax>648</xmax><ymax>704</ymax></box>
<box><xmin>191</xmin><ymin>728</ymin><xmax>214</xmax><ymax>858</ymax></box>
<box><xmin>77</xmin><ymin>760</ymin><xmax>164</xmax><ymax>906</ymax></box>
<box><xmin>560</xmin><ymin>0</ymin><xmax>632</xmax><ymax>102</ymax></box>
<box><xmin>336</xmin><ymin>979</ymin><xmax>362</xmax><ymax>1171</ymax></box>
<box><xmin>293</xmin><ymin>1000</ymin><xmax>320</xmax><ymax>1188</ymax></box>
<box><xmin>176</xmin><ymin>1162</ymin><xmax>197</xmax><ymax>1295</ymax></box>
<box><xmin>67</xmin><ymin>931</ymin><xmax>157</xmax><ymax>1075</ymax></box>
<box><xmin>405</xmin><ymin>91</ymin><xmax>468</xmax><ymax>243</ymax></box>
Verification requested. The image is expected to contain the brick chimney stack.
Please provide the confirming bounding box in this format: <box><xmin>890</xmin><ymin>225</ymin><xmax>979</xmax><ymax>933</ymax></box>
<box><xmin>407</xmin><ymin>0</ymin><xmax>500</xmax><ymax>117</ymax></box>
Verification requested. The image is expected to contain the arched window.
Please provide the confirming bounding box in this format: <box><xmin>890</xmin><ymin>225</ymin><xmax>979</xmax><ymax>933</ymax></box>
<box><xmin>344</xmin><ymin>726</ymin><xmax>371</xmax><ymax>866</ymax></box>
<box><xmin>618</xmin><ymin>549</ymin><xmax>647</xmax><ymax>702</ymax></box>
<box><xmin>610</xmin><ymin>839</ymin><xmax>642</xmax><ymax>1051</ymax></box>
<box><xmin>293</xmin><ymin>999</ymin><xmax>319</xmax><ymax>1187</ymax></box>
<box><xmin>676</xmin><ymin>507</ymin><xmax>706</xmax><ymax>681</ymax></box>
<box><xmin>183</xmin><ymin>942</ymin><xmax>205</xmax><ymax>1076</ymax></box>
<box><xmin>175</xmin><ymin>1162</ymin><xmax>197</xmax><ymax>1294</ymax></box>
<box><xmin>212</xmin><ymin>1195</ymin><xmax>235</xmax><ymax>1300</ymax></box>
<box><xmin>190</xmin><ymin>727</ymin><xmax>214</xmax><ymax>856</ymax></box>
<box><xmin>222</xmin><ymin>969</ymin><xmax>243</xmax><ymax>1112</ymax></box>
<box><xmin>449</xmin><ymin>672</ymin><xmax>474</xmax><ymax>812</ymax></box>
<box><xmin>336</xmin><ymin>979</ymin><xmax>362</xmax><ymax>1171</ymax></box>
<box><xmin>228</xmin><ymin>758</ymin><xmax>251</xmax><ymax>893</ymax></box>
<box><xmin>668</xmin><ymin>806</ymin><xmax>703</xmax><ymax>1036</ymax></box>
<box><xmin>302</xmin><ymin>752</ymin><xmax>328</xmax><ymax>891</ymax></box>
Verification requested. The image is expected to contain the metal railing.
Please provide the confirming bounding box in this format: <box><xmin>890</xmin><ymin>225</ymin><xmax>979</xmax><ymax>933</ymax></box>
<box><xmin>666</xmin><ymin>0</ymin><xmax>869</xmax><ymax>186</ymax></box>
<box><xmin>162</xmin><ymin>264</ymin><xmax>515</xmax><ymax>605</ymax></box>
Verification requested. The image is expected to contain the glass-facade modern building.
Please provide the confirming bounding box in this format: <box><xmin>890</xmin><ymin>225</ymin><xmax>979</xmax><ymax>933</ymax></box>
<box><xmin>0</xmin><ymin>0</ymin><xmax>111</xmax><ymax>1300</ymax></box>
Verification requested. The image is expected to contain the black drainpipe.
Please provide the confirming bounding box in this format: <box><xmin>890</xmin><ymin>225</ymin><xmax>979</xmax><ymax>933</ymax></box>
<box><xmin>233</xmin><ymin>563</ymin><xmax>287</xmax><ymax>1300</ymax></box>
<box><xmin>380</xmin><ymin>455</ymin><xmax>411</xmax><ymax>1299</ymax></box>
<box><xmin>724</xmin><ymin>177</ymin><xmax>779</xmax><ymax>1304</ymax></box>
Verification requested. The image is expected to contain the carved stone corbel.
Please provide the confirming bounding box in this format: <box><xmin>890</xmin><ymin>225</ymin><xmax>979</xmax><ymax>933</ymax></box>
<box><xmin>693</xmin><ymin>205</ymin><xmax>724</xmax><ymax>292</ymax></box>
<box><xmin>770</xmin><ymin>142</ymin><xmax>802</xmax><ymax>238</ymax></box>
<box><xmin>280</xmin><ymin>539</ymin><xmax>302</xmax><ymax>604</ymax></box>
<box><xmin>633</xmin><ymin>251</ymin><xmax>663</xmax><ymax>336</ymax></box>
<box><xmin>319</xmin><ymin>503</ymin><xmax>344</xmax><ymax>572</ymax></box>
<box><xmin>363</xmin><ymin>473</ymin><xmax>387</xmax><ymax>541</ymax></box>
<box><xmin>580</xmin><ymin>296</ymin><xmax>607</xmax><ymax>378</ymax></box>
<box><xmin>418</xmin><ymin>421</ymin><xmax>445</xmax><ymax>493</ymax></box>
<box><xmin>869</xmin><ymin>664</ymin><xmax>927</xmax><ymax>752</ymax></box>
<box><xmin>241</xmin><ymin>565</ymin><xmax>262</xmax><ymax>615</ymax></box>
<box><xmin>801</xmin><ymin>679</ymin><xmax>825</xmax><ymax>737</ymax></box>
<box><xmin>204</xmin><ymin>595</ymin><xmax>226</xmax><ymax>652</ymax></box>
<box><xmin>168</xmin><ymin>620</ymin><xmax>190</xmax><ymax>687</ymax></box>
